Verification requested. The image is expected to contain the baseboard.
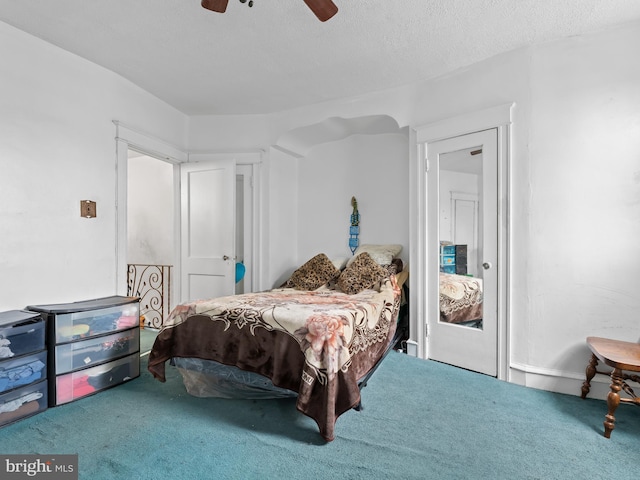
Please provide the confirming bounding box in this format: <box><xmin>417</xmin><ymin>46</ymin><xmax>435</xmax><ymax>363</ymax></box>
<box><xmin>509</xmin><ymin>361</ymin><xmax>612</xmax><ymax>401</ymax></box>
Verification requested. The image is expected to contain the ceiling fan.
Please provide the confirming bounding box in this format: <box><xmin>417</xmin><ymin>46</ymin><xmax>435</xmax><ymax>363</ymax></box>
<box><xmin>201</xmin><ymin>0</ymin><xmax>338</xmax><ymax>22</ymax></box>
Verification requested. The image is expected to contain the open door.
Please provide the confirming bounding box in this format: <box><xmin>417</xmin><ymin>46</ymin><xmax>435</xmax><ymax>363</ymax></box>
<box><xmin>180</xmin><ymin>159</ymin><xmax>236</xmax><ymax>302</ymax></box>
<box><xmin>427</xmin><ymin>129</ymin><xmax>498</xmax><ymax>376</ymax></box>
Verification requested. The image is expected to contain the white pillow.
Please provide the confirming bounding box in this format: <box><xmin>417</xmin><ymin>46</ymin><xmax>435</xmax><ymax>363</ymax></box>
<box><xmin>331</xmin><ymin>257</ymin><xmax>349</xmax><ymax>270</ymax></box>
<box><xmin>347</xmin><ymin>244</ymin><xmax>403</xmax><ymax>266</ymax></box>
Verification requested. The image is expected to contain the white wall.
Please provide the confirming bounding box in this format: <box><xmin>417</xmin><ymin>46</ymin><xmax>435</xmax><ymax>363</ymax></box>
<box><xmin>127</xmin><ymin>155</ymin><xmax>174</xmax><ymax>265</ymax></box>
<box><xmin>296</xmin><ymin>133</ymin><xmax>410</xmax><ymax>267</ymax></box>
<box><xmin>266</xmin><ymin>147</ymin><xmax>299</xmax><ymax>288</ymax></box>
<box><xmin>0</xmin><ymin>22</ymin><xmax>188</xmax><ymax>310</ymax></box>
<box><xmin>523</xmin><ymin>24</ymin><xmax>640</xmax><ymax>380</ymax></box>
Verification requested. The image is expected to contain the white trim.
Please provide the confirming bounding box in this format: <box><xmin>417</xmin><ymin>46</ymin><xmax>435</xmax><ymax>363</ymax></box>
<box><xmin>172</xmin><ymin>163</ymin><xmax>181</xmax><ymax>307</ymax></box>
<box><xmin>497</xmin><ymin>123</ymin><xmax>511</xmax><ymax>381</ymax></box>
<box><xmin>113</xmin><ymin>121</ymin><xmax>188</xmax><ymax>163</ymax></box>
<box><xmin>416</xmin><ymin>103</ymin><xmax>514</xmax><ymax>143</ymax></box>
<box><xmin>408</xmin><ymin>128</ymin><xmax>426</xmax><ymax>358</ymax></box>
<box><xmin>249</xmin><ymin>161</ymin><xmax>262</xmax><ymax>292</ymax></box>
<box><xmin>115</xmin><ymin>138</ymin><xmax>128</xmax><ymax>295</ymax></box>
<box><xmin>270</xmin><ymin>144</ymin><xmax>305</xmax><ymax>159</ymax></box>
<box><xmin>113</xmin><ymin>122</ymin><xmax>188</xmax><ymax>299</ymax></box>
<box><xmin>188</xmin><ymin>150</ymin><xmax>264</xmax><ymax>164</ymax></box>
<box><xmin>413</xmin><ymin>103</ymin><xmax>514</xmax><ymax>379</ymax></box>
<box><xmin>509</xmin><ymin>361</ymin><xmax>612</xmax><ymax>400</ymax></box>
<box><xmin>510</xmin><ymin>361</ymin><xmax>584</xmax><ymax>380</ymax></box>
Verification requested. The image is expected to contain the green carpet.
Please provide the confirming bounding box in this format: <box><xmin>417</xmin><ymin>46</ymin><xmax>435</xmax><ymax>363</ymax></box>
<box><xmin>1</xmin><ymin>349</ymin><xmax>638</xmax><ymax>479</ymax></box>
<box><xmin>139</xmin><ymin>328</ymin><xmax>159</xmax><ymax>355</ymax></box>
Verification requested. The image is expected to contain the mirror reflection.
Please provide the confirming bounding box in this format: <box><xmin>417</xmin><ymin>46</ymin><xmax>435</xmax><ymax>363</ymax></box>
<box><xmin>438</xmin><ymin>147</ymin><xmax>484</xmax><ymax>329</ymax></box>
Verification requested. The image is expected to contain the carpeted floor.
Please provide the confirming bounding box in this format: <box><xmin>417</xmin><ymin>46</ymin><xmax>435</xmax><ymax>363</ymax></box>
<box><xmin>139</xmin><ymin>328</ymin><xmax>159</xmax><ymax>356</ymax></box>
<box><xmin>1</xmin><ymin>340</ymin><xmax>638</xmax><ymax>480</ymax></box>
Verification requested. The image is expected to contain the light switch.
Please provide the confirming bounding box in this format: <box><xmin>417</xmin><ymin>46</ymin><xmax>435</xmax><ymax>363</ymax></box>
<box><xmin>81</xmin><ymin>200</ymin><xmax>96</xmax><ymax>218</ymax></box>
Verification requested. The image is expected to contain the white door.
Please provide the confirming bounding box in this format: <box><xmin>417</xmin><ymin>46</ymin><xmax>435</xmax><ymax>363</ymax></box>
<box><xmin>451</xmin><ymin>192</ymin><xmax>479</xmax><ymax>276</ymax></box>
<box><xmin>427</xmin><ymin>129</ymin><xmax>498</xmax><ymax>376</ymax></box>
<box><xmin>180</xmin><ymin>159</ymin><xmax>236</xmax><ymax>302</ymax></box>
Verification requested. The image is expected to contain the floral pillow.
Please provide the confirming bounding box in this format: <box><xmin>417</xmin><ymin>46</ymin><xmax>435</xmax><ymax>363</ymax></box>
<box><xmin>286</xmin><ymin>253</ymin><xmax>340</xmax><ymax>291</ymax></box>
<box><xmin>337</xmin><ymin>252</ymin><xmax>390</xmax><ymax>294</ymax></box>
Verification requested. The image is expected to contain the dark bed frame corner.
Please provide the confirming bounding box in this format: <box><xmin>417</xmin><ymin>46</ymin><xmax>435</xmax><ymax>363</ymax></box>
<box><xmin>354</xmin><ymin>283</ymin><xmax>409</xmax><ymax>411</ymax></box>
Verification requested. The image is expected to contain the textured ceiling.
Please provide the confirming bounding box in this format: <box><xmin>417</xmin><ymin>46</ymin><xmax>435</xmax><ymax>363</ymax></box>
<box><xmin>1</xmin><ymin>0</ymin><xmax>640</xmax><ymax>115</ymax></box>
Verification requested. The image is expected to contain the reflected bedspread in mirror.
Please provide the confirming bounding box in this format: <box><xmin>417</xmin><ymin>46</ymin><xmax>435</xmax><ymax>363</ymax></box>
<box><xmin>439</xmin><ymin>272</ymin><xmax>483</xmax><ymax>327</ymax></box>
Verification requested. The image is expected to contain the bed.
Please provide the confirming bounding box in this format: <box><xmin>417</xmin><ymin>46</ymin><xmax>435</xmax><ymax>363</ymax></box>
<box><xmin>148</xmin><ymin>249</ymin><xmax>405</xmax><ymax>442</ymax></box>
<box><xmin>439</xmin><ymin>272</ymin><xmax>483</xmax><ymax>325</ymax></box>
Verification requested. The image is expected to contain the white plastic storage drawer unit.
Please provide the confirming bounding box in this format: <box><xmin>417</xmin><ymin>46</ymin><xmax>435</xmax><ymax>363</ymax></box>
<box><xmin>27</xmin><ymin>296</ymin><xmax>140</xmax><ymax>407</ymax></box>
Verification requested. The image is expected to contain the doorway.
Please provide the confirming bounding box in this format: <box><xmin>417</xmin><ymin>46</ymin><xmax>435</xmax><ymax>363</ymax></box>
<box><xmin>114</xmin><ymin>122</ymin><xmax>261</xmax><ymax>318</ymax></box>
<box><xmin>127</xmin><ymin>149</ymin><xmax>175</xmax><ymax>328</ymax></box>
<box><xmin>413</xmin><ymin>104</ymin><xmax>512</xmax><ymax>380</ymax></box>
<box><xmin>427</xmin><ymin>129</ymin><xmax>498</xmax><ymax>376</ymax></box>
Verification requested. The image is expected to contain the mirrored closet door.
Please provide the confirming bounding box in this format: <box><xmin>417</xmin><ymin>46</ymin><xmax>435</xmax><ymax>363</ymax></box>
<box><xmin>426</xmin><ymin>128</ymin><xmax>498</xmax><ymax>376</ymax></box>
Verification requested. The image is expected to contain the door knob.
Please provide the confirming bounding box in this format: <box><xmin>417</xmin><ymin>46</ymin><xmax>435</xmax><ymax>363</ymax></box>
<box><xmin>223</xmin><ymin>255</ymin><xmax>230</xmax><ymax>261</ymax></box>
<box><xmin>482</xmin><ymin>262</ymin><xmax>492</xmax><ymax>270</ymax></box>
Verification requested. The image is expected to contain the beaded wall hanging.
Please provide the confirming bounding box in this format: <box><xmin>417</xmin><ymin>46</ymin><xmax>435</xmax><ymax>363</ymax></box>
<box><xmin>349</xmin><ymin>196</ymin><xmax>360</xmax><ymax>254</ymax></box>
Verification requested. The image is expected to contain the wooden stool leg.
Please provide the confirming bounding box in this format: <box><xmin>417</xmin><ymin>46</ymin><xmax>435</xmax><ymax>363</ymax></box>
<box><xmin>604</xmin><ymin>368</ymin><xmax>623</xmax><ymax>439</ymax></box>
<box><xmin>581</xmin><ymin>354</ymin><xmax>598</xmax><ymax>399</ymax></box>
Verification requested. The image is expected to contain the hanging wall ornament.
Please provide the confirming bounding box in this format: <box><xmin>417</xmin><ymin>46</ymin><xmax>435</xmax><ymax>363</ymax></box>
<box><xmin>349</xmin><ymin>196</ymin><xmax>360</xmax><ymax>254</ymax></box>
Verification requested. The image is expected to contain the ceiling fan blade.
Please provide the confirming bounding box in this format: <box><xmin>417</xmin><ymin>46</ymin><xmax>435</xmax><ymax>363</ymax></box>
<box><xmin>201</xmin><ymin>0</ymin><xmax>229</xmax><ymax>13</ymax></box>
<box><xmin>303</xmin><ymin>0</ymin><xmax>338</xmax><ymax>22</ymax></box>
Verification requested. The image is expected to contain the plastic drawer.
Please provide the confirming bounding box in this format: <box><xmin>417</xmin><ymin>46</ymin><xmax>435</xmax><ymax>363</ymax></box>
<box><xmin>55</xmin><ymin>328</ymin><xmax>140</xmax><ymax>375</ymax></box>
<box><xmin>0</xmin><ymin>311</ymin><xmax>45</xmax><ymax>359</ymax></box>
<box><xmin>0</xmin><ymin>350</ymin><xmax>47</xmax><ymax>395</ymax></box>
<box><xmin>440</xmin><ymin>255</ymin><xmax>455</xmax><ymax>265</ymax></box>
<box><xmin>54</xmin><ymin>352</ymin><xmax>140</xmax><ymax>405</ymax></box>
<box><xmin>52</xmin><ymin>303</ymin><xmax>139</xmax><ymax>343</ymax></box>
<box><xmin>441</xmin><ymin>245</ymin><xmax>456</xmax><ymax>255</ymax></box>
<box><xmin>0</xmin><ymin>379</ymin><xmax>48</xmax><ymax>428</ymax></box>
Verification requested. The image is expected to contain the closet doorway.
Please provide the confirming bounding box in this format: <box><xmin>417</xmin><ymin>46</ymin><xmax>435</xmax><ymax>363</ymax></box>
<box><xmin>414</xmin><ymin>104</ymin><xmax>511</xmax><ymax>380</ymax></box>
<box><xmin>427</xmin><ymin>129</ymin><xmax>498</xmax><ymax>376</ymax></box>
